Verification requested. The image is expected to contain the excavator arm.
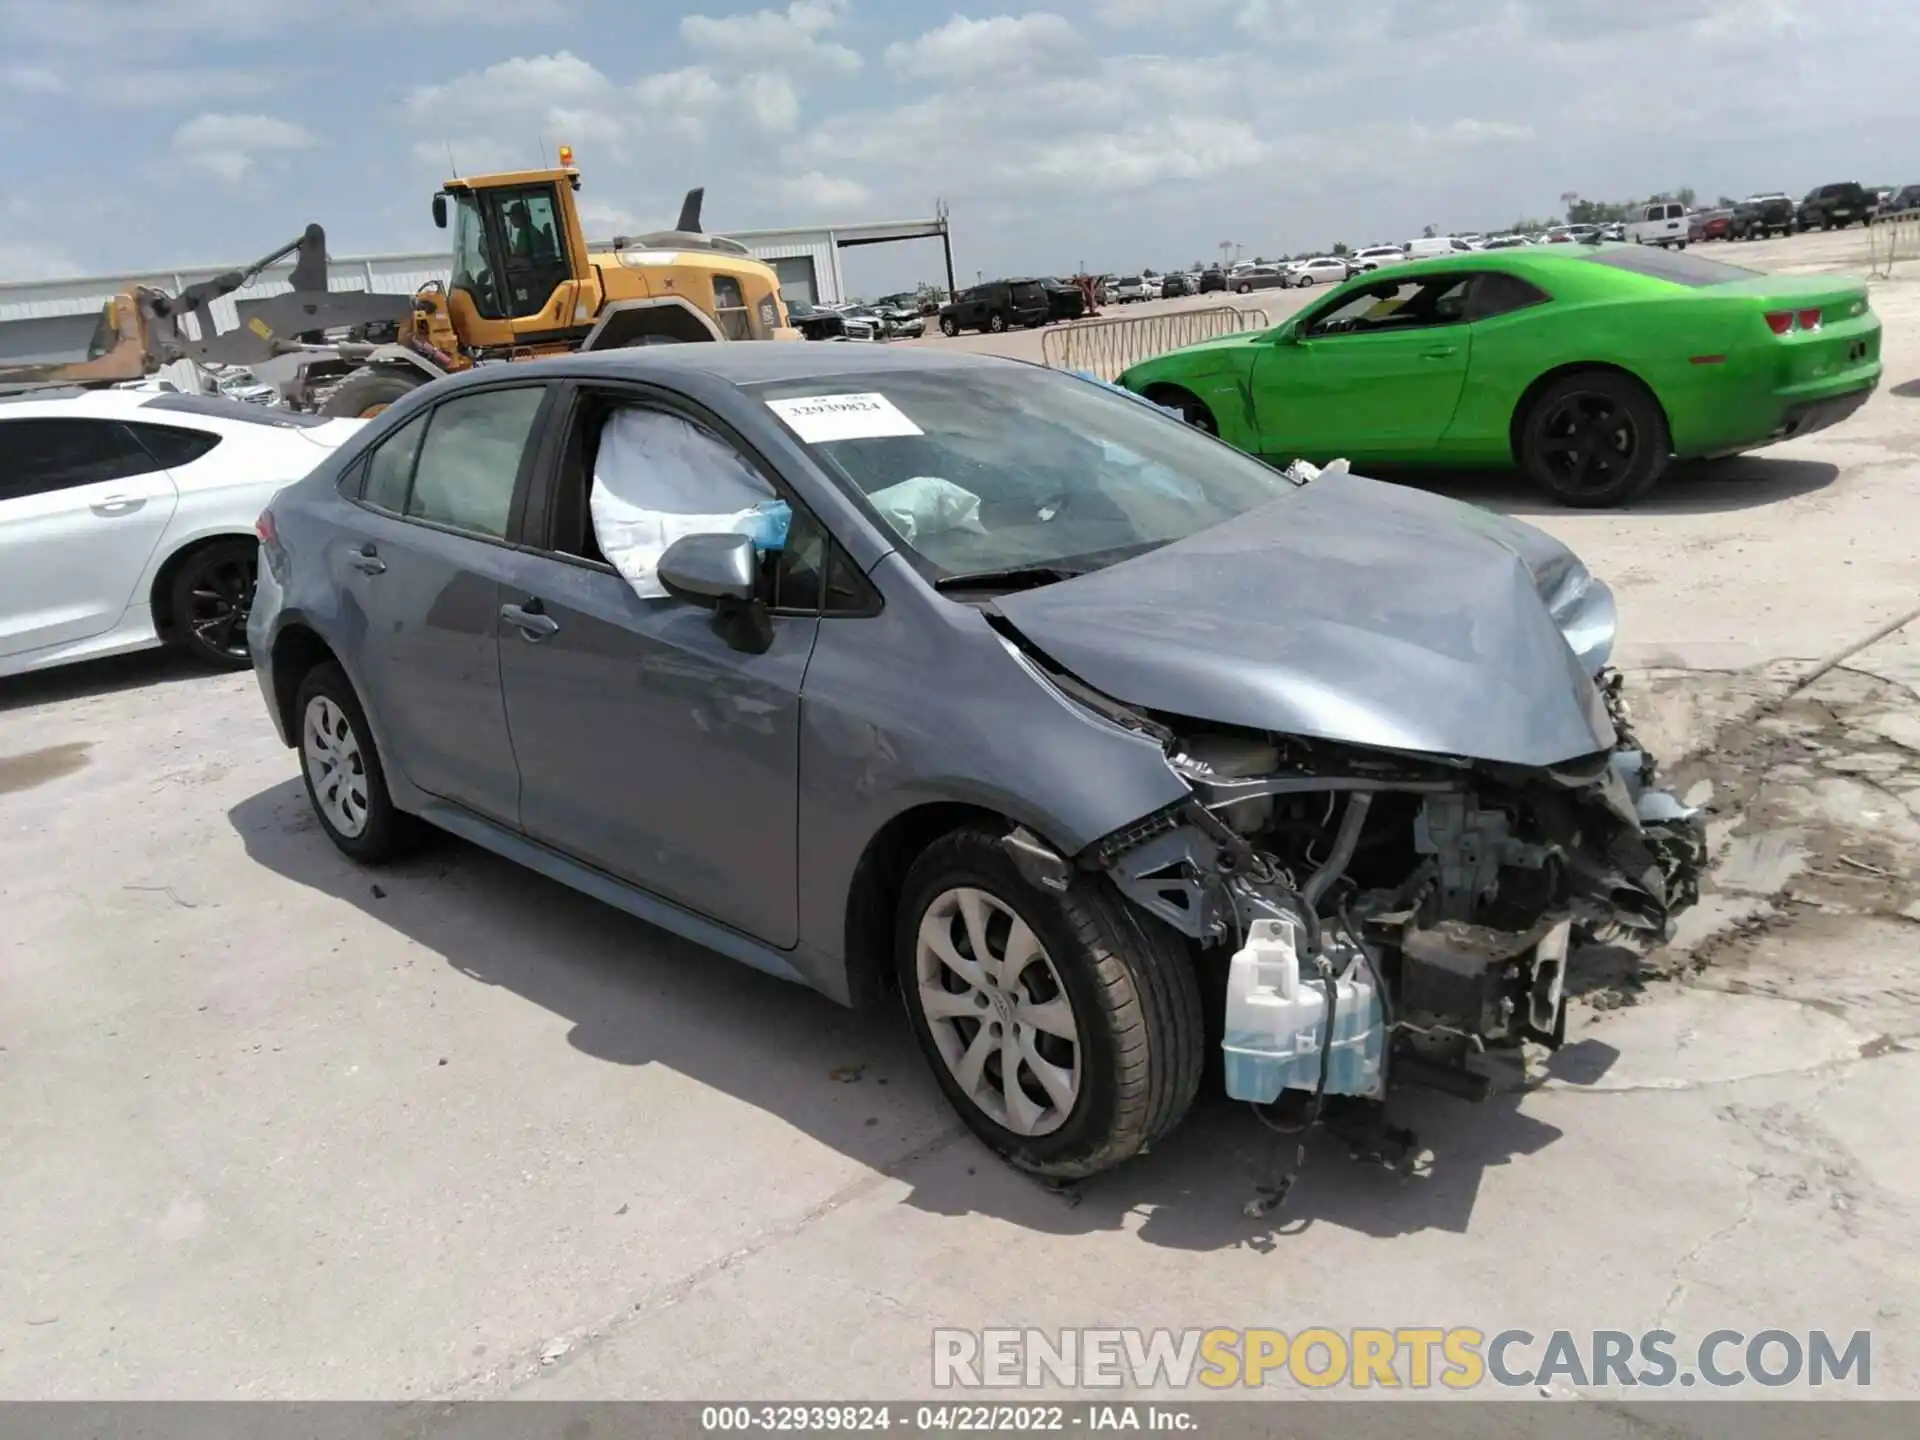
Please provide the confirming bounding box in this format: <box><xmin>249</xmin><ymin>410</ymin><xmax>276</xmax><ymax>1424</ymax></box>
<box><xmin>0</xmin><ymin>224</ymin><xmax>415</xmax><ymax>391</ymax></box>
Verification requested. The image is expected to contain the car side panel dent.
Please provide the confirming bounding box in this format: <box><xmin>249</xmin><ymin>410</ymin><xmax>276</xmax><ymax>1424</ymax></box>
<box><xmin>795</xmin><ymin>553</ymin><xmax>1192</xmax><ymax>970</ymax></box>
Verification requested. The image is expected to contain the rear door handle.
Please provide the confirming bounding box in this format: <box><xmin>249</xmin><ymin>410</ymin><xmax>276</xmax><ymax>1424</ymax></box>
<box><xmin>91</xmin><ymin>494</ymin><xmax>145</xmax><ymax>517</ymax></box>
<box><xmin>501</xmin><ymin>600</ymin><xmax>559</xmax><ymax>640</ymax></box>
<box><xmin>348</xmin><ymin>544</ymin><xmax>386</xmax><ymax>575</ymax></box>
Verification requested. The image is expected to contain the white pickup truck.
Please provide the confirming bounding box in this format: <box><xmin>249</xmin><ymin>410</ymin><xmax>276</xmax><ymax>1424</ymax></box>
<box><xmin>1626</xmin><ymin>201</ymin><xmax>1689</xmax><ymax>248</ymax></box>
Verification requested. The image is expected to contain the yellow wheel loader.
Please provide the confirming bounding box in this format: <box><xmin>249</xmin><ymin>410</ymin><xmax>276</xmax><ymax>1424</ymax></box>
<box><xmin>306</xmin><ymin>149</ymin><xmax>800</xmax><ymax>417</ymax></box>
<box><xmin>0</xmin><ymin>150</ymin><xmax>797</xmax><ymax>414</ymax></box>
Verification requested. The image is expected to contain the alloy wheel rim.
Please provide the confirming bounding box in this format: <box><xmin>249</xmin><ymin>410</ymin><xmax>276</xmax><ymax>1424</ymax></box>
<box><xmin>187</xmin><ymin>555</ymin><xmax>256</xmax><ymax>659</ymax></box>
<box><xmin>915</xmin><ymin>886</ymin><xmax>1080</xmax><ymax>1137</ymax></box>
<box><xmin>302</xmin><ymin>696</ymin><xmax>371</xmax><ymax>838</ymax></box>
<box><xmin>1540</xmin><ymin>393</ymin><xmax>1638</xmax><ymax>495</ymax></box>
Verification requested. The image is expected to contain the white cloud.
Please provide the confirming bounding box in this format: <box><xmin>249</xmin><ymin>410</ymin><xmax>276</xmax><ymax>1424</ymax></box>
<box><xmin>740</xmin><ymin>72</ymin><xmax>802</xmax><ymax>132</ymax></box>
<box><xmin>776</xmin><ymin>170</ymin><xmax>873</xmax><ymax>212</ymax></box>
<box><xmin>681</xmin><ymin>0</ymin><xmax>860</xmax><ymax>75</ymax></box>
<box><xmin>886</xmin><ymin>13</ymin><xmax>1085</xmax><ymax>83</ymax></box>
<box><xmin>2</xmin><ymin>62</ymin><xmax>64</xmax><ymax>93</ymax></box>
<box><xmin>0</xmin><ymin>0</ymin><xmax>565</xmax><ymax>48</ymax></box>
<box><xmin>0</xmin><ymin>241</ymin><xmax>81</xmax><ymax>280</ymax></box>
<box><xmin>170</xmin><ymin>111</ymin><xmax>316</xmax><ymax>181</ymax></box>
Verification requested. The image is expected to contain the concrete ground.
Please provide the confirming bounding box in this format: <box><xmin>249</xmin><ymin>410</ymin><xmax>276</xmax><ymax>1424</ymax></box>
<box><xmin>3</xmin><ymin>228</ymin><xmax>1918</xmax><ymax>1403</ymax></box>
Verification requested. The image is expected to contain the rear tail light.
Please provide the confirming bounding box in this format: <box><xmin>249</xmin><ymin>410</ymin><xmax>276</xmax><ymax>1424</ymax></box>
<box><xmin>255</xmin><ymin>508</ymin><xmax>276</xmax><ymax>543</ymax></box>
<box><xmin>1765</xmin><ymin>309</ymin><xmax>1827</xmax><ymax>336</ymax></box>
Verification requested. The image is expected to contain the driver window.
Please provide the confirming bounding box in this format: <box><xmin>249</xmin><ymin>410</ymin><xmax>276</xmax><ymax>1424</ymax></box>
<box><xmin>562</xmin><ymin>402</ymin><xmax>852</xmax><ymax>614</ymax></box>
<box><xmin>1304</xmin><ymin>277</ymin><xmax>1472</xmax><ymax>338</ymax></box>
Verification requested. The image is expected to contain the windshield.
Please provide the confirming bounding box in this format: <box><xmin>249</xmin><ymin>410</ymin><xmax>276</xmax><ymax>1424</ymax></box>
<box><xmin>751</xmin><ymin>366</ymin><xmax>1294</xmax><ymax>584</ymax></box>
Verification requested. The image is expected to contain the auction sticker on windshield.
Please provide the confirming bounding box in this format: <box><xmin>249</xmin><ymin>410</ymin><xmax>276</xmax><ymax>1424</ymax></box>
<box><xmin>767</xmin><ymin>392</ymin><xmax>923</xmax><ymax>443</ymax></box>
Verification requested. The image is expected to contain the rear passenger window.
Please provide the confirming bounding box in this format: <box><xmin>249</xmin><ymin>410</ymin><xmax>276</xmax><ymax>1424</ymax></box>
<box><xmin>1467</xmin><ymin>272</ymin><xmax>1551</xmax><ymax>321</ymax></box>
<box><xmin>126</xmin><ymin>422</ymin><xmax>220</xmax><ymax>469</ymax></box>
<box><xmin>360</xmin><ymin>413</ymin><xmax>427</xmax><ymax>513</ymax></box>
<box><xmin>407</xmin><ymin>386</ymin><xmax>545</xmax><ymax>540</ymax></box>
<box><xmin>0</xmin><ymin>418</ymin><xmax>162</xmax><ymax>500</ymax></box>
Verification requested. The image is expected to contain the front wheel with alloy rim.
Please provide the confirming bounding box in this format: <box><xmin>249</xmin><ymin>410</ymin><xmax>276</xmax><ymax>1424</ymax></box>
<box><xmin>987</xmin><ymin>311</ymin><xmax>1008</xmax><ymax>333</ymax></box>
<box><xmin>897</xmin><ymin>827</ymin><xmax>1203</xmax><ymax>1178</ymax></box>
<box><xmin>1518</xmin><ymin>370</ymin><xmax>1670</xmax><ymax>508</ymax></box>
<box><xmin>168</xmin><ymin>537</ymin><xmax>257</xmax><ymax>669</ymax></box>
<box><xmin>939</xmin><ymin>315</ymin><xmax>959</xmax><ymax>337</ymax></box>
<box><xmin>294</xmin><ymin>662</ymin><xmax>422</xmax><ymax>863</ymax></box>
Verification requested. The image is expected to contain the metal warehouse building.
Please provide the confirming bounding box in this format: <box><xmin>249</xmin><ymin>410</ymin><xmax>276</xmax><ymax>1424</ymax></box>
<box><xmin>0</xmin><ymin>216</ymin><xmax>953</xmax><ymax>372</ymax></box>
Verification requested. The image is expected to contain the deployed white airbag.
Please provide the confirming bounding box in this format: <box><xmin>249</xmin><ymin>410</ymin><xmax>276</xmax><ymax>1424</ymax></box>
<box><xmin>590</xmin><ymin>408</ymin><xmax>788</xmax><ymax>600</ymax></box>
<box><xmin>866</xmin><ymin>475</ymin><xmax>988</xmax><ymax>544</ymax></box>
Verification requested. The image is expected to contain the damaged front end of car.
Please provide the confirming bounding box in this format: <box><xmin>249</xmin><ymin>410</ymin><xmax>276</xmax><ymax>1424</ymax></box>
<box><xmin>1007</xmin><ymin>643</ymin><xmax>1705</xmax><ymax>1140</ymax></box>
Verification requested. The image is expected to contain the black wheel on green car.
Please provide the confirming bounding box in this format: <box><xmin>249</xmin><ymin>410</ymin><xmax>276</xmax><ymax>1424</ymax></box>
<box><xmin>1145</xmin><ymin>386</ymin><xmax>1217</xmax><ymax>436</ymax></box>
<box><xmin>895</xmin><ymin>827</ymin><xmax>1204</xmax><ymax>1179</ymax></box>
<box><xmin>1519</xmin><ymin>370</ymin><xmax>1670</xmax><ymax>509</ymax></box>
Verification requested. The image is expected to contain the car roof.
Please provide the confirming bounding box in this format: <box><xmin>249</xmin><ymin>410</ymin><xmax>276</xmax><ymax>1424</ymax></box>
<box><xmin>469</xmin><ymin>341</ymin><xmax>1018</xmax><ymax>391</ymax></box>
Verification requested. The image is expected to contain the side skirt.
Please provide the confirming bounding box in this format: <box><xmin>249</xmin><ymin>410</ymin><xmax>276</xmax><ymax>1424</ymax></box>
<box><xmin>412</xmin><ymin>800</ymin><xmax>810</xmax><ymax>989</ymax></box>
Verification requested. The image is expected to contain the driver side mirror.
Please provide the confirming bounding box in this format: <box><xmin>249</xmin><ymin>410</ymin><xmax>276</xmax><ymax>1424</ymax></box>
<box><xmin>1273</xmin><ymin>323</ymin><xmax>1302</xmax><ymax>345</ymax></box>
<box><xmin>657</xmin><ymin>532</ymin><xmax>771</xmax><ymax>654</ymax></box>
<box><xmin>431</xmin><ymin>193</ymin><xmax>448</xmax><ymax>230</ymax></box>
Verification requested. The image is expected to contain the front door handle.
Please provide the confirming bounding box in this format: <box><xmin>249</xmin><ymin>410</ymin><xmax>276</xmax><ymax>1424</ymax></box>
<box><xmin>91</xmin><ymin>494</ymin><xmax>145</xmax><ymax>517</ymax></box>
<box><xmin>501</xmin><ymin>600</ymin><xmax>559</xmax><ymax>640</ymax></box>
<box><xmin>1422</xmin><ymin>345</ymin><xmax>1459</xmax><ymax>359</ymax></box>
<box><xmin>348</xmin><ymin>544</ymin><xmax>386</xmax><ymax>575</ymax></box>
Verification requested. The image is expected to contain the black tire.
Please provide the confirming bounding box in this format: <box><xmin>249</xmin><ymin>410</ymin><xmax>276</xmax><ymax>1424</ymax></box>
<box><xmin>320</xmin><ymin>368</ymin><xmax>425</xmax><ymax>420</ymax></box>
<box><xmin>896</xmin><ymin>827</ymin><xmax>1203</xmax><ymax>1179</ymax></box>
<box><xmin>167</xmin><ymin>537</ymin><xmax>257</xmax><ymax>670</ymax></box>
<box><xmin>1518</xmin><ymin>370</ymin><xmax>1670</xmax><ymax>508</ymax></box>
<box><xmin>292</xmin><ymin>662</ymin><xmax>423</xmax><ymax>864</ymax></box>
<box><xmin>1147</xmin><ymin>387</ymin><xmax>1218</xmax><ymax>436</ymax></box>
<box><xmin>939</xmin><ymin>315</ymin><xmax>958</xmax><ymax>337</ymax></box>
<box><xmin>1296</xmin><ymin>274</ymin><xmax>1315</xmax><ymax>287</ymax></box>
<box><xmin>987</xmin><ymin>311</ymin><xmax>1008</xmax><ymax>334</ymax></box>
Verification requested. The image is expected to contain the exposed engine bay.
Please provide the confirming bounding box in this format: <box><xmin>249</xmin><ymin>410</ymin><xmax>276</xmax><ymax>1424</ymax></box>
<box><xmin>1017</xmin><ymin>662</ymin><xmax>1706</xmax><ymax>1132</ymax></box>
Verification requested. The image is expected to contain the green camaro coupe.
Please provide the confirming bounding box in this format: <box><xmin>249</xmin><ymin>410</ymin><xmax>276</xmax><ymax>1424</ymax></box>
<box><xmin>1118</xmin><ymin>244</ymin><xmax>1881</xmax><ymax>507</ymax></box>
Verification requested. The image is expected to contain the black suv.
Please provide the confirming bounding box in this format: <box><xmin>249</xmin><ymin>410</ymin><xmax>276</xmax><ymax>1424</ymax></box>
<box><xmin>1014</xmin><ymin>276</ymin><xmax>1087</xmax><ymax>322</ymax></box>
<box><xmin>1197</xmin><ymin>268</ymin><xmax>1227</xmax><ymax>295</ymax></box>
<box><xmin>1730</xmin><ymin>193</ymin><xmax>1794</xmax><ymax>240</ymax></box>
<box><xmin>1797</xmin><ymin>183</ymin><xmax>1871</xmax><ymax>231</ymax></box>
<box><xmin>937</xmin><ymin>279</ymin><xmax>1050</xmax><ymax>335</ymax></box>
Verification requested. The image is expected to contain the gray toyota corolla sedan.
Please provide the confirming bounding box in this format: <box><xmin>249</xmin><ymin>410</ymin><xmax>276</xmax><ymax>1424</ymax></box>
<box><xmin>249</xmin><ymin>345</ymin><xmax>1703</xmax><ymax>1180</ymax></box>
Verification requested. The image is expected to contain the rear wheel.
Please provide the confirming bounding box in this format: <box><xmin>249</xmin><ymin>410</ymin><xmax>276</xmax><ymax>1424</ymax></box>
<box><xmin>294</xmin><ymin>662</ymin><xmax>423</xmax><ymax>864</ymax></box>
<box><xmin>1235</xmin><ymin>282</ymin><xmax>1252</xmax><ymax>294</ymax></box>
<box><xmin>1518</xmin><ymin>370</ymin><xmax>1670</xmax><ymax>509</ymax></box>
<box><xmin>168</xmin><ymin>537</ymin><xmax>256</xmax><ymax>669</ymax></box>
<box><xmin>319</xmin><ymin>368</ymin><xmax>426</xmax><ymax>419</ymax></box>
<box><xmin>896</xmin><ymin>828</ymin><xmax>1203</xmax><ymax>1179</ymax></box>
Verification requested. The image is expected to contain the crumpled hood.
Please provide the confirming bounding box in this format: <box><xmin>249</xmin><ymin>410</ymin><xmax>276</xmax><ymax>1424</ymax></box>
<box><xmin>995</xmin><ymin>476</ymin><xmax>1616</xmax><ymax>768</ymax></box>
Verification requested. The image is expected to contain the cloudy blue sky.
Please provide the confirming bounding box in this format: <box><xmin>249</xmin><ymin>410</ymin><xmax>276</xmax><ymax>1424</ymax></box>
<box><xmin>2</xmin><ymin>0</ymin><xmax>1915</xmax><ymax>294</ymax></box>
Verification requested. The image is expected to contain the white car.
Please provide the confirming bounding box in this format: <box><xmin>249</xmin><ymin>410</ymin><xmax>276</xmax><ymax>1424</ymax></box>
<box><xmin>1626</xmin><ymin>202</ymin><xmax>1689</xmax><ymax>248</ymax></box>
<box><xmin>1348</xmin><ymin>245</ymin><xmax>1406</xmax><ymax>272</ymax></box>
<box><xmin>0</xmin><ymin>388</ymin><xmax>362</xmax><ymax>678</ymax></box>
<box><xmin>1287</xmin><ymin>256</ymin><xmax>1352</xmax><ymax>287</ymax></box>
<box><xmin>1110</xmin><ymin>276</ymin><xmax>1151</xmax><ymax>303</ymax></box>
<box><xmin>1405</xmin><ymin>235</ymin><xmax>1478</xmax><ymax>260</ymax></box>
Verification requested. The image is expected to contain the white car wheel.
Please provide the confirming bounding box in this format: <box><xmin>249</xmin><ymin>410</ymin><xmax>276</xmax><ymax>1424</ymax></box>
<box><xmin>915</xmin><ymin>886</ymin><xmax>1081</xmax><ymax>1138</ymax></box>
<box><xmin>303</xmin><ymin>695</ymin><xmax>371</xmax><ymax>840</ymax></box>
